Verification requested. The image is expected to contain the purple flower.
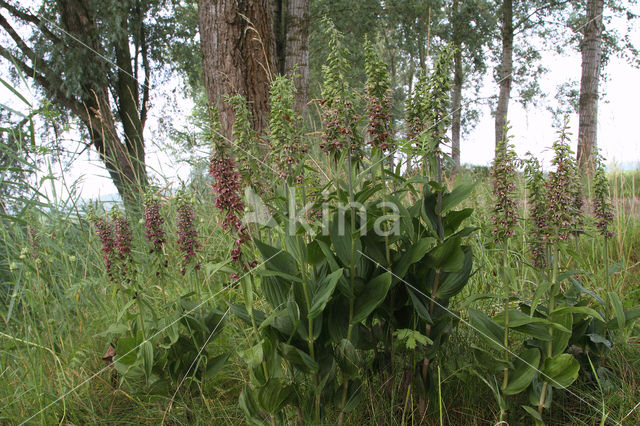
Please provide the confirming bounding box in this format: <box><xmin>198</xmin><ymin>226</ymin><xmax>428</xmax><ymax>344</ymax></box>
<box><xmin>144</xmin><ymin>193</ymin><xmax>166</xmax><ymax>253</ymax></box>
<box><xmin>112</xmin><ymin>207</ymin><xmax>133</xmax><ymax>261</ymax></box>
<box><xmin>547</xmin><ymin>127</ymin><xmax>582</xmax><ymax>243</ymax></box>
<box><xmin>365</xmin><ymin>94</ymin><xmax>393</xmax><ymax>151</ymax></box>
<box><xmin>525</xmin><ymin>154</ymin><xmax>549</xmax><ymax>268</ymax></box>
<box><xmin>91</xmin><ymin>213</ymin><xmax>116</xmax><ymax>281</ymax></box>
<box><xmin>491</xmin><ymin>136</ymin><xmax>519</xmax><ymax>243</ymax></box>
<box><xmin>209</xmin><ymin>149</ymin><xmax>253</xmax><ymax>266</ymax></box>
<box><xmin>593</xmin><ymin>152</ymin><xmax>614</xmax><ymax>239</ymax></box>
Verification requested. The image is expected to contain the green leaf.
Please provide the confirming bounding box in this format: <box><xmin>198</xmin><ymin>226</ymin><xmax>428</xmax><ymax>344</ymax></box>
<box><xmin>608</xmin><ymin>292</ymin><xmax>625</xmax><ymax>330</ymax></box>
<box><xmin>531</xmin><ymin>280</ymin><xmax>554</xmax><ymax>317</ymax></box>
<box><xmin>386</xmin><ymin>194</ymin><xmax>414</xmax><ymax>239</ymax></box>
<box><xmin>257</xmin><ymin>379</ymin><xmax>294</xmax><ymax>414</ymax></box>
<box><xmin>240</xmin><ymin>342</ymin><xmax>264</xmax><ymax>369</ymax></box>
<box><xmin>114</xmin><ymin>336</ymin><xmax>138</xmax><ymax>366</ymax></box>
<box><xmin>254</xmin><ymin>240</ymin><xmax>297</xmax><ymax>276</ymax></box>
<box><xmin>308</xmin><ymin>268</ymin><xmax>344</xmax><ymax>319</ymax></box>
<box><xmin>441</xmin><ymin>182</ymin><xmax>476</xmax><ymax>214</ymax></box>
<box><xmin>522</xmin><ymin>405</ymin><xmax>544</xmax><ymax>425</ymax></box>
<box><xmin>0</xmin><ymin>76</ymin><xmax>30</xmax><ymax>105</ymax></box>
<box><xmin>284</xmin><ymin>233</ymin><xmax>306</xmax><ymax>265</ymax></box>
<box><xmin>408</xmin><ymin>237</ymin><xmax>436</xmax><ymax>264</ymax></box>
<box><xmin>394</xmin><ymin>329</ymin><xmax>433</xmax><ymax>350</ymax></box>
<box><xmin>141</xmin><ymin>340</ymin><xmax>153</xmax><ymax>380</ymax></box>
<box><xmin>540</xmin><ymin>353</ymin><xmax>580</xmax><ymax>389</ymax></box>
<box><xmin>342</xmin><ymin>380</ymin><xmax>364</xmax><ymax>413</ymax></box>
<box><xmin>436</xmin><ymin>246</ymin><xmax>473</xmax><ymax>299</ymax></box>
<box><xmin>351</xmin><ymin>272</ymin><xmax>392</xmax><ymax>323</ymax></box>
<box><xmin>239</xmin><ymin>387</ymin><xmax>261</xmax><ymax>421</ymax></box>
<box><xmin>469</xmin><ymin>308</ymin><xmax>505</xmax><ymax>351</ymax></box>
<box><xmin>426</xmin><ymin>237</ymin><xmax>465</xmax><ymax>272</ymax></box>
<box><xmin>550</xmin><ymin>311</ymin><xmax>573</xmax><ymax>356</ymax></box>
<box><xmin>407</xmin><ymin>288</ymin><xmax>433</xmax><ymax>324</ymax></box>
<box><xmin>204</xmin><ymin>353</ymin><xmax>229</xmax><ymax>380</ymax></box>
<box><xmin>502</xmin><ymin>348</ymin><xmax>540</xmax><ymax>395</ymax></box>
<box><xmin>625</xmin><ymin>306</ymin><xmax>640</xmax><ymax>325</ymax></box>
<box><xmin>587</xmin><ymin>333</ymin><xmax>612</xmax><ymax>348</ymax></box>
<box><xmin>512</xmin><ymin>323</ymin><xmax>552</xmax><ymax>341</ymax></box>
<box><xmin>258</xmin><ymin>269</ymin><xmax>303</xmax><ymax>283</ymax></box>
<box><xmin>570</xmin><ymin>277</ymin><xmax>605</xmax><ymax>305</ymax></box>
<box><xmin>471</xmin><ymin>345</ymin><xmax>513</xmax><ymax>373</ymax></box>
<box><xmin>551</xmin><ymin>306</ymin><xmax>604</xmax><ymax>322</ymax></box>
<box><xmin>334</xmin><ymin>338</ymin><xmax>359</xmax><ymax>377</ymax></box>
<box><xmin>493</xmin><ymin>309</ymin><xmax>551</xmax><ymax>328</ymax></box>
<box><xmin>329</xmin><ymin>211</ymin><xmax>362</xmax><ymax>262</ymax></box>
<box><xmin>443</xmin><ymin>208</ymin><xmax>474</xmax><ymax>235</ymax></box>
<box><xmin>279</xmin><ymin>343</ymin><xmax>318</xmax><ymax>373</ymax></box>
<box><xmin>316</xmin><ymin>239</ymin><xmax>341</xmax><ymax>272</ymax></box>
<box><xmin>421</xmin><ymin>185</ymin><xmax>438</xmax><ymax>232</ymax></box>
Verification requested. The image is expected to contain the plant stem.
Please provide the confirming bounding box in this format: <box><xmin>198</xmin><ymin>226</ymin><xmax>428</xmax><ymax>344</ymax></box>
<box><xmin>502</xmin><ymin>242</ymin><xmax>510</xmax><ymax>391</ymax></box>
<box><xmin>379</xmin><ymin>152</ymin><xmax>391</xmax><ymax>265</ymax></box>
<box><xmin>136</xmin><ymin>295</ymin><xmax>146</xmax><ymax>341</ymax></box>
<box><xmin>538</xmin><ymin>244</ymin><xmax>559</xmax><ymax>414</ymax></box>
<box><xmin>339</xmin><ymin>149</ymin><xmax>358</xmax><ymax>424</ymax></box>
<box><xmin>604</xmin><ymin>236</ymin><xmax>611</xmax><ymax>293</ymax></box>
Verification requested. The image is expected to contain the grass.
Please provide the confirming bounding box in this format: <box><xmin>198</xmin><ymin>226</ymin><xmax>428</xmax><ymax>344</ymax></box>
<box><xmin>1</xmin><ymin>168</ymin><xmax>640</xmax><ymax>425</ymax></box>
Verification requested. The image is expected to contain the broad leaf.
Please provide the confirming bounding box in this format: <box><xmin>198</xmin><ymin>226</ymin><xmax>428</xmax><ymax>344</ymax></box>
<box><xmin>441</xmin><ymin>182</ymin><xmax>475</xmax><ymax>214</ymax></box>
<box><xmin>351</xmin><ymin>272</ymin><xmax>392</xmax><ymax>323</ymax></box>
<box><xmin>502</xmin><ymin>348</ymin><xmax>540</xmax><ymax>395</ymax></box>
<box><xmin>540</xmin><ymin>353</ymin><xmax>580</xmax><ymax>389</ymax></box>
<box><xmin>308</xmin><ymin>268</ymin><xmax>344</xmax><ymax>318</ymax></box>
<box><xmin>436</xmin><ymin>246</ymin><xmax>473</xmax><ymax>299</ymax></box>
<box><xmin>141</xmin><ymin>340</ymin><xmax>153</xmax><ymax>380</ymax></box>
<box><xmin>469</xmin><ymin>308</ymin><xmax>505</xmax><ymax>351</ymax></box>
<box><xmin>279</xmin><ymin>343</ymin><xmax>318</xmax><ymax>373</ymax></box>
<box><xmin>608</xmin><ymin>292</ymin><xmax>625</xmax><ymax>330</ymax></box>
<box><xmin>254</xmin><ymin>240</ymin><xmax>297</xmax><ymax>276</ymax></box>
<box><xmin>426</xmin><ymin>237</ymin><xmax>465</xmax><ymax>272</ymax></box>
<box><xmin>407</xmin><ymin>288</ymin><xmax>433</xmax><ymax>324</ymax></box>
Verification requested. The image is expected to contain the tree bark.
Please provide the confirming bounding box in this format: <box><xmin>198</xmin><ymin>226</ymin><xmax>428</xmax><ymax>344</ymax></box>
<box><xmin>284</xmin><ymin>0</ymin><xmax>309</xmax><ymax>113</ymax></box>
<box><xmin>57</xmin><ymin>0</ymin><xmax>146</xmax><ymax>206</ymax></box>
<box><xmin>495</xmin><ymin>0</ymin><xmax>513</xmax><ymax>152</ymax></box>
<box><xmin>115</xmin><ymin>28</ymin><xmax>146</xmax><ymax>188</ymax></box>
<box><xmin>272</xmin><ymin>0</ymin><xmax>286</xmax><ymax>74</ymax></box>
<box><xmin>198</xmin><ymin>0</ymin><xmax>277</xmax><ymax>139</ymax></box>
<box><xmin>577</xmin><ymin>0</ymin><xmax>604</xmax><ymax>173</ymax></box>
<box><xmin>450</xmin><ymin>0</ymin><xmax>462</xmax><ymax>169</ymax></box>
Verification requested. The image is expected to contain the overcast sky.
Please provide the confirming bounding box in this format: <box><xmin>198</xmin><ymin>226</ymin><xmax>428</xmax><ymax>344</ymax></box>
<box><xmin>2</xmin><ymin>7</ymin><xmax>639</xmax><ymax>202</ymax></box>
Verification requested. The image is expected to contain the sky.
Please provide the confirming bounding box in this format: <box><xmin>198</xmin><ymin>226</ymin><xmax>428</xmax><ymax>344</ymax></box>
<box><xmin>2</xmin><ymin>7</ymin><xmax>640</xmax><ymax>202</ymax></box>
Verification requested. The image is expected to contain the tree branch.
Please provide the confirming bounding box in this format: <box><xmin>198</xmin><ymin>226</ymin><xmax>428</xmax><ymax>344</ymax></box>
<box><xmin>0</xmin><ymin>0</ymin><xmax>62</xmax><ymax>43</ymax></box>
<box><xmin>140</xmin><ymin>19</ymin><xmax>150</xmax><ymax>129</ymax></box>
<box><xmin>0</xmin><ymin>13</ymin><xmax>39</xmax><ymax>63</ymax></box>
<box><xmin>0</xmin><ymin>45</ymin><xmax>98</xmax><ymax>131</ymax></box>
<box><xmin>514</xmin><ymin>0</ymin><xmax>572</xmax><ymax>32</ymax></box>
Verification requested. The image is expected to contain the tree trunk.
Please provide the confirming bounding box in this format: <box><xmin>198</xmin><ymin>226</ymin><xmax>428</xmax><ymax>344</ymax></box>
<box><xmin>495</xmin><ymin>0</ymin><xmax>513</xmax><ymax>152</ymax></box>
<box><xmin>577</xmin><ymin>0</ymin><xmax>604</xmax><ymax>173</ymax></box>
<box><xmin>58</xmin><ymin>0</ymin><xmax>146</xmax><ymax>207</ymax></box>
<box><xmin>284</xmin><ymin>0</ymin><xmax>309</xmax><ymax>113</ymax></box>
<box><xmin>450</xmin><ymin>0</ymin><xmax>462</xmax><ymax>169</ymax></box>
<box><xmin>272</xmin><ymin>0</ymin><xmax>286</xmax><ymax>74</ymax></box>
<box><xmin>85</xmin><ymin>92</ymin><xmax>142</xmax><ymax>209</ymax></box>
<box><xmin>115</xmin><ymin>30</ymin><xmax>146</xmax><ymax>189</ymax></box>
<box><xmin>198</xmin><ymin>0</ymin><xmax>277</xmax><ymax>139</ymax></box>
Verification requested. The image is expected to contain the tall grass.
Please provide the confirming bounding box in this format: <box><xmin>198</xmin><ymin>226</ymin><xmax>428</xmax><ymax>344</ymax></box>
<box><xmin>1</xmin><ymin>165</ymin><xmax>639</xmax><ymax>424</ymax></box>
